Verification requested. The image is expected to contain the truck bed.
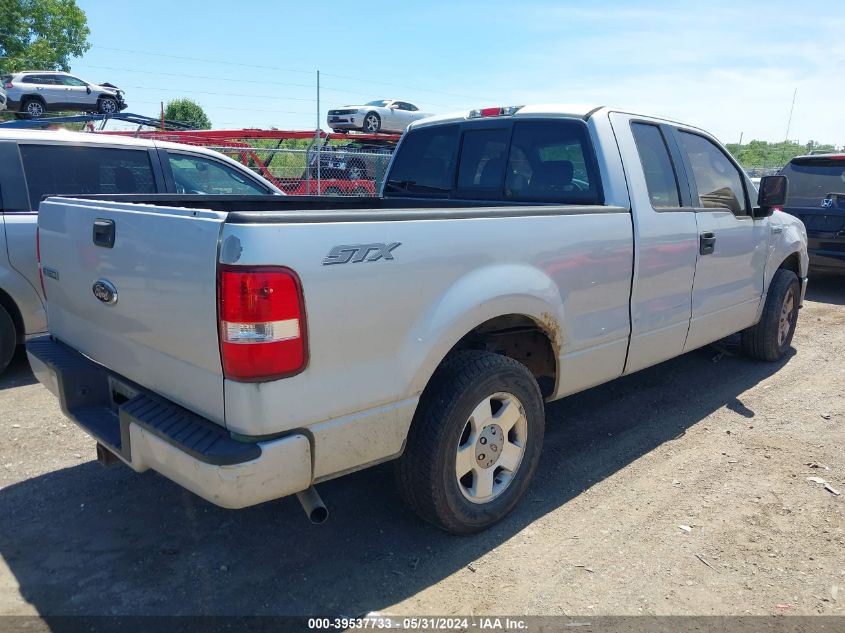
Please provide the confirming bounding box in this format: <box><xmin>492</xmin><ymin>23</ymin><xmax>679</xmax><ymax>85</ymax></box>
<box><xmin>60</xmin><ymin>193</ymin><xmax>625</xmax><ymax>222</ymax></box>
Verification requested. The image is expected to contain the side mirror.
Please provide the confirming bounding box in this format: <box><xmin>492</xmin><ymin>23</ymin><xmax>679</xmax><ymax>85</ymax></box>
<box><xmin>86</xmin><ymin>85</ymin><xmax>92</xmax><ymax>94</ymax></box>
<box><xmin>754</xmin><ymin>175</ymin><xmax>787</xmax><ymax>217</ymax></box>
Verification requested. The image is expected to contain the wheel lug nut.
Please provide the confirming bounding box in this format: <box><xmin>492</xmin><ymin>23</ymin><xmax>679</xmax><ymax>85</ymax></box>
<box><xmin>480</xmin><ymin>437</ymin><xmax>487</xmax><ymax>445</ymax></box>
<box><xmin>478</xmin><ymin>454</ymin><xmax>485</xmax><ymax>461</ymax></box>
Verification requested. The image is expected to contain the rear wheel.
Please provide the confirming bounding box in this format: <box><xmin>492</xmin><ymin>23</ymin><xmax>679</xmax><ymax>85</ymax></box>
<box><xmin>347</xmin><ymin>161</ymin><xmax>367</xmax><ymax>180</ymax></box>
<box><xmin>741</xmin><ymin>269</ymin><xmax>800</xmax><ymax>361</ymax></box>
<box><xmin>395</xmin><ymin>351</ymin><xmax>544</xmax><ymax>534</ymax></box>
<box><xmin>324</xmin><ymin>187</ymin><xmax>342</xmax><ymax>196</ymax></box>
<box><xmin>22</xmin><ymin>98</ymin><xmax>44</xmax><ymax>118</ymax></box>
<box><xmin>0</xmin><ymin>305</ymin><xmax>17</xmax><ymax>375</ymax></box>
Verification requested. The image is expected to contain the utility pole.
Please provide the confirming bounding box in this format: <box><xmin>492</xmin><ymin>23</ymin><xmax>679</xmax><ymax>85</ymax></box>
<box><xmin>316</xmin><ymin>70</ymin><xmax>321</xmax><ymax>194</ymax></box>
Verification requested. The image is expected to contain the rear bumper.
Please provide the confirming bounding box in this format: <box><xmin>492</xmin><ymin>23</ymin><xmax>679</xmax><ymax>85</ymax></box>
<box><xmin>26</xmin><ymin>336</ymin><xmax>313</xmax><ymax>509</ymax></box>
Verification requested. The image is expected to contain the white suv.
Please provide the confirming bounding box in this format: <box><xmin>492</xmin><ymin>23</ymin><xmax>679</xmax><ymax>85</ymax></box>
<box><xmin>2</xmin><ymin>71</ymin><xmax>127</xmax><ymax>117</ymax></box>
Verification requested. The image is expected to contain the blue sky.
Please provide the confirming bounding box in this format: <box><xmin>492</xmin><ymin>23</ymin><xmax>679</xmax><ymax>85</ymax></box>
<box><xmin>71</xmin><ymin>0</ymin><xmax>844</xmax><ymax>144</ymax></box>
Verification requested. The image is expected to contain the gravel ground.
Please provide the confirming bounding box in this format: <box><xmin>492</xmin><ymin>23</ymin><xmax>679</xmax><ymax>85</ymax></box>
<box><xmin>0</xmin><ymin>276</ymin><xmax>842</xmax><ymax>617</ymax></box>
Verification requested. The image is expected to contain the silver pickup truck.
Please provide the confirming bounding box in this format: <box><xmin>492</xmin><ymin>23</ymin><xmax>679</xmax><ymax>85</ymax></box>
<box><xmin>27</xmin><ymin>105</ymin><xmax>808</xmax><ymax>534</ymax></box>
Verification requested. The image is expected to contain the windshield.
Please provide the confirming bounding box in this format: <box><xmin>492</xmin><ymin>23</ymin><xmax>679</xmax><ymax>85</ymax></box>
<box><xmin>782</xmin><ymin>158</ymin><xmax>845</xmax><ymax>207</ymax></box>
<box><xmin>365</xmin><ymin>100</ymin><xmax>390</xmax><ymax>107</ymax></box>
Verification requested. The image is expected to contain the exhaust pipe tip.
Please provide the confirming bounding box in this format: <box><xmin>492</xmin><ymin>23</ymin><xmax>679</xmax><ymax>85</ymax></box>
<box><xmin>96</xmin><ymin>442</ymin><xmax>120</xmax><ymax>467</ymax></box>
<box><xmin>296</xmin><ymin>486</ymin><xmax>328</xmax><ymax>524</ymax></box>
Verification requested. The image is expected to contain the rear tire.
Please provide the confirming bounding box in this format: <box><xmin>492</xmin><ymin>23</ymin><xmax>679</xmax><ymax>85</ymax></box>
<box><xmin>395</xmin><ymin>351</ymin><xmax>545</xmax><ymax>534</ymax></box>
<box><xmin>741</xmin><ymin>269</ymin><xmax>800</xmax><ymax>361</ymax></box>
<box><xmin>347</xmin><ymin>160</ymin><xmax>367</xmax><ymax>180</ymax></box>
<box><xmin>22</xmin><ymin>98</ymin><xmax>44</xmax><ymax>118</ymax></box>
<box><xmin>0</xmin><ymin>305</ymin><xmax>17</xmax><ymax>375</ymax></box>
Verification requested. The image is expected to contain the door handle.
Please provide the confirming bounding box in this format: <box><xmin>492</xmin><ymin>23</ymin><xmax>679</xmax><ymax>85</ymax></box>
<box><xmin>93</xmin><ymin>218</ymin><xmax>115</xmax><ymax>248</ymax></box>
<box><xmin>771</xmin><ymin>226</ymin><xmax>783</xmax><ymax>234</ymax></box>
<box><xmin>699</xmin><ymin>232</ymin><xmax>716</xmax><ymax>255</ymax></box>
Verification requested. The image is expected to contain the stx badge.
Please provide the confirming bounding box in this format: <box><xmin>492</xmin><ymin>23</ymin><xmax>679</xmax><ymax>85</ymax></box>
<box><xmin>322</xmin><ymin>242</ymin><xmax>401</xmax><ymax>265</ymax></box>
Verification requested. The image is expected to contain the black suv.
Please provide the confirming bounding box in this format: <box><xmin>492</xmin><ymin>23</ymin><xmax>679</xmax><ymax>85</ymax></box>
<box><xmin>780</xmin><ymin>154</ymin><xmax>845</xmax><ymax>273</ymax></box>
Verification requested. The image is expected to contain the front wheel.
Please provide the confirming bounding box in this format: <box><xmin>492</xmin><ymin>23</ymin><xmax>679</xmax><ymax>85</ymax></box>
<box><xmin>395</xmin><ymin>351</ymin><xmax>545</xmax><ymax>534</ymax></box>
<box><xmin>741</xmin><ymin>269</ymin><xmax>800</xmax><ymax>361</ymax></box>
<box><xmin>363</xmin><ymin>112</ymin><xmax>381</xmax><ymax>133</ymax></box>
<box><xmin>98</xmin><ymin>97</ymin><xmax>118</xmax><ymax>114</ymax></box>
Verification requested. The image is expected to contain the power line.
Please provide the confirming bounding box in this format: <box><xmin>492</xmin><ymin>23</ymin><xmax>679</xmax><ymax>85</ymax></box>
<box><xmin>74</xmin><ymin>63</ymin><xmax>462</xmax><ymax>109</ymax></box>
<box><xmin>121</xmin><ymin>84</ymin><xmax>316</xmax><ymax>102</ymax></box>
<box><xmin>94</xmin><ymin>47</ymin><xmax>313</xmax><ymax>75</ymax></box>
<box><xmin>89</xmin><ymin>46</ymin><xmax>484</xmax><ymax>103</ymax></box>
<box><xmin>129</xmin><ymin>99</ymin><xmax>310</xmax><ymax>115</ymax></box>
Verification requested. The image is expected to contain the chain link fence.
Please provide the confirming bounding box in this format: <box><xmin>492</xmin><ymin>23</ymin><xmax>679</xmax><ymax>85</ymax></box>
<box><xmin>209</xmin><ymin>141</ymin><xmax>395</xmax><ymax>196</ymax></box>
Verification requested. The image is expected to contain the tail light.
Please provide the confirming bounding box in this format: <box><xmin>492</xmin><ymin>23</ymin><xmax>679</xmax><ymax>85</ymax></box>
<box><xmin>468</xmin><ymin>105</ymin><xmax>523</xmax><ymax>118</ymax></box>
<box><xmin>2</xmin><ymin>82</ymin><xmax>12</xmax><ymax>89</ymax></box>
<box><xmin>36</xmin><ymin>227</ymin><xmax>46</xmax><ymax>298</ymax></box>
<box><xmin>218</xmin><ymin>265</ymin><xmax>307</xmax><ymax>381</ymax></box>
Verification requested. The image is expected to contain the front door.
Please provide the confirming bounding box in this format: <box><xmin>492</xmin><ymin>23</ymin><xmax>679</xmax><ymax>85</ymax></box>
<box><xmin>673</xmin><ymin>129</ymin><xmax>770</xmax><ymax>351</ymax></box>
<box><xmin>57</xmin><ymin>75</ymin><xmax>92</xmax><ymax>109</ymax></box>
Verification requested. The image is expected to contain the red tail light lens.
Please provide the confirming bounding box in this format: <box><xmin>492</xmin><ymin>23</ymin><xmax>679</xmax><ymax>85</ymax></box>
<box><xmin>218</xmin><ymin>266</ymin><xmax>307</xmax><ymax>381</ymax></box>
<box><xmin>2</xmin><ymin>82</ymin><xmax>12</xmax><ymax>89</ymax></box>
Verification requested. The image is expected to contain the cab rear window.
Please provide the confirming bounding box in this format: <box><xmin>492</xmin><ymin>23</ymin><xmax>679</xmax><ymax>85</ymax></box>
<box><xmin>385</xmin><ymin>118</ymin><xmax>602</xmax><ymax>204</ymax></box>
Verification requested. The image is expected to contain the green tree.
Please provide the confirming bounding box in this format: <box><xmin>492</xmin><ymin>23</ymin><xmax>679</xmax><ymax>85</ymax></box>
<box><xmin>164</xmin><ymin>98</ymin><xmax>212</xmax><ymax>130</ymax></box>
<box><xmin>0</xmin><ymin>0</ymin><xmax>91</xmax><ymax>74</ymax></box>
<box><xmin>725</xmin><ymin>139</ymin><xmax>839</xmax><ymax>171</ymax></box>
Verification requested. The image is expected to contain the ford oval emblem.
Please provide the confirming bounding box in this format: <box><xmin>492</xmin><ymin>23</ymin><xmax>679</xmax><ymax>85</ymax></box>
<box><xmin>92</xmin><ymin>279</ymin><xmax>118</xmax><ymax>305</ymax></box>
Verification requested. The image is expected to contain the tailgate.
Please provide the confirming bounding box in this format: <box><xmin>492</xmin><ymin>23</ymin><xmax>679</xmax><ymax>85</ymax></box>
<box><xmin>38</xmin><ymin>198</ymin><xmax>227</xmax><ymax>425</ymax></box>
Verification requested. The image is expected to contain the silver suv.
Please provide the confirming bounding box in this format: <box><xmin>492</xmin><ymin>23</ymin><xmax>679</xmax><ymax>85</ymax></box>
<box><xmin>1</xmin><ymin>71</ymin><xmax>127</xmax><ymax>117</ymax></box>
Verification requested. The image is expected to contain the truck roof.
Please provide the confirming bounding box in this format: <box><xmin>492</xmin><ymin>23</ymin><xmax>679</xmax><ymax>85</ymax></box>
<box><xmin>409</xmin><ymin>104</ymin><xmax>713</xmax><ymax>138</ymax></box>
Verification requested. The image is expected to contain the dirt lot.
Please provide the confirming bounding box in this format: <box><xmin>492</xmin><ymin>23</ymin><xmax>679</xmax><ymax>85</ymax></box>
<box><xmin>0</xmin><ymin>276</ymin><xmax>842</xmax><ymax>618</ymax></box>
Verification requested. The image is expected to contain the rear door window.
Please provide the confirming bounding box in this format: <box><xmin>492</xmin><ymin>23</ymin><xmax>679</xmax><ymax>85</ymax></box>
<box><xmin>384</xmin><ymin>124</ymin><xmax>460</xmax><ymax>195</ymax></box>
<box><xmin>631</xmin><ymin>123</ymin><xmax>681</xmax><ymax>208</ymax></box>
<box><xmin>19</xmin><ymin>144</ymin><xmax>156</xmax><ymax>209</ymax></box>
<box><xmin>505</xmin><ymin>119</ymin><xmax>601</xmax><ymax>204</ymax></box>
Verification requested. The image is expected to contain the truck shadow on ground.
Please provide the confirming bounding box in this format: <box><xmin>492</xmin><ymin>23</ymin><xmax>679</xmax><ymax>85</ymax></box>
<box><xmin>0</xmin><ymin>348</ymin><xmax>37</xmax><ymax>391</ymax></box>
<box><xmin>805</xmin><ymin>273</ymin><xmax>844</xmax><ymax>306</ymax></box>
<box><xmin>0</xmin><ymin>337</ymin><xmax>800</xmax><ymax>617</ymax></box>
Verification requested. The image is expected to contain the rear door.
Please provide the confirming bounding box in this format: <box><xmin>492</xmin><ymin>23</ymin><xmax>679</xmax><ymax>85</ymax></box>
<box><xmin>672</xmin><ymin>129</ymin><xmax>769</xmax><ymax>351</ymax></box>
<box><xmin>38</xmin><ymin>198</ymin><xmax>228</xmax><ymax>424</ymax></box>
<box><xmin>32</xmin><ymin>75</ymin><xmax>64</xmax><ymax>107</ymax></box>
<box><xmin>609</xmin><ymin>113</ymin><xmax>699</xmax><ymax>373</ymax></box>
